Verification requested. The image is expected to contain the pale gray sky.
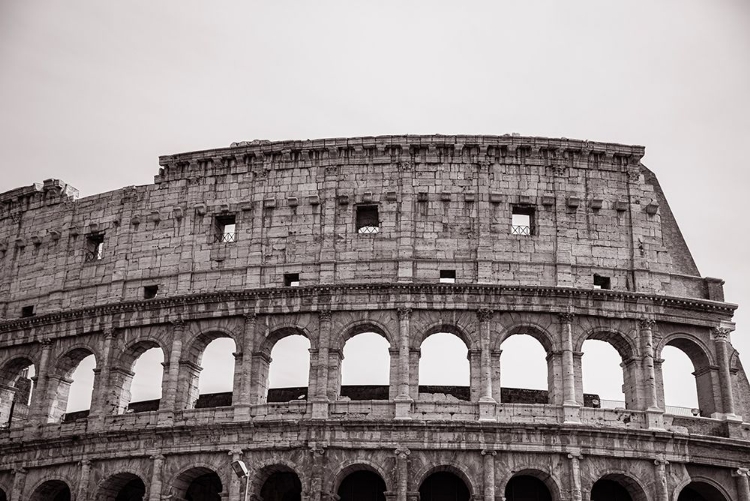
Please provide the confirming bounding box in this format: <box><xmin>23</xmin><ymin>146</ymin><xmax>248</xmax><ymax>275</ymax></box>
<box><xmin>2</xmin><ymin>1</ymin><xmax>748</xmax><ymax>412</ymax></box>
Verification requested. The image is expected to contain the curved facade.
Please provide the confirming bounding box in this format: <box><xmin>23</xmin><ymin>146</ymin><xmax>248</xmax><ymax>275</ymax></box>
<box><xmin>0</xmin><ymin>134</ymin><xmax>748</xmax><ymax>500</ymax></box>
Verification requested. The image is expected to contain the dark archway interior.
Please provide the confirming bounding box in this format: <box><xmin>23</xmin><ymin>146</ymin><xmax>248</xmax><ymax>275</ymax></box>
<box><xmin>115</xmin><ymin>477</ymin><xmax>146</xmax><ymax>501</ymax></box>
<box><xmin>591</xmin><ymin>479</ymin><xmax>632</xmax><ymax>501</ymax></box>
<box><xmin>30</xmin><ymin>481</ymin><xmax>71</xmax><ymax>501</ymax></box>
<box><xmin>0</xmin><ymin>488</ymin><xmax>7</xmax><ymax>501</ymax></box>
<box><xmin>419</xmin><ymin>472</ymin><xmax>470</xmax><ymax>501</ymax></box>
<box><xmin>678</xmin><ymin>482</ymin><xmax>728</xmax><ymax>501</ymax></box>
<box><xmin>505</xmin><ymin>475</ymin><xmax>552</xmax><ymax>501</ymax></box>
<box><xmin>337</xmin><ymin>470</ymin><xmax>386</xmax><ymax>501</ymax></box>
<box><xmin>185</xmin><ymin>472</ymin><xmax>222</xmax><ymax>501</ymax></box>
<box><xmin>260</xmin><ymin>471</ymin><xmax>302</xmax><ymax>501</ymax></box>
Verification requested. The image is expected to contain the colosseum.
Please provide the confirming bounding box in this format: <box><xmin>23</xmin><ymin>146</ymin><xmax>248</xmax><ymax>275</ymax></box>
<box><xmin>0</xmin><ymin>134</ymin><xmax>748</xmax><ymax>501</ymax></box>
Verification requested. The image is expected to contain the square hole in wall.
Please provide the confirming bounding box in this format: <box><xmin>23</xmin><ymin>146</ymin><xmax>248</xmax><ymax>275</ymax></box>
<box><xmin>143</xmin><ymin>285</ymin><xmax>159</xmax><ymax>299</ymax></box>
<box><xmin>593</xmin><ymin>274</ymin><xmax>611</xmax><ymax>290</ymax></box>
<box><xmin>215</xmin><ymin>214</ymin><xmax>236</xmax><ymax>243</ymax></box>
<box><xmin>511</xmin><ymin>206</ymin><xmax>535</xmax><ymax>236</ymax></box>
<box><xmin>440</xmin><ymin>270</ymin><xmax>456</xmax><ymax>284</ymax></box>
<box><xmin>284</xmin><ymin>273</ymin><xmax>300</xmax><ymax>286</ymax></box>
<box><xmin>85</xmin><ymin>233</ymin><xmax>105</xmax><ymax>262</ymax></box>
<box><xmin>21</xmin><ymin>305</ymin><xmax>35</xmax><ymax>318</ymax></box>
<box><xmin>356</xmin><ymin>205</ymin><xmax>380</xmax><ymax>234</ymax></box>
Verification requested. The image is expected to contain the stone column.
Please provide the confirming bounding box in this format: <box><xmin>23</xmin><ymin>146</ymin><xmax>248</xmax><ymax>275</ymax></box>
<box><xmin>10</xmin><ymin>466</ymin><xmax>27</xmax><ymax>501</ymax></box>
<box><xmin>395</xmin><ymin>308</ymin><xmax>413</xmax><ymax>420</ymax></box>
<box><xmin>234</xmin><ymin>313</ymin><xmax>256</xmax><ymax>421</ymax></box>
<box><xmin>567</xmin><ymin>453</ymin><xmax>582</xmax><ymax>501</ymax></box>
<box><xmin>228</xmin><ymin>449</ymin><xmax>243</xmax><ymax>501</ymax></box>
<box><xmin>639</xmin><ymin>319</ymin><xmax>665</xmax><ymax>429</ymax></box>
<box><xmin>160</xmin><ymin>320</ymin><xmax>185</xmax><ymax>424</ymax></box>
<box><xmin>90</xmin><ymin>328</ymin><xmax>117</xmax><ymax>427</ymax></box>
<box><xmin>653</xmin><ymin>459</ymin><xmax>669</xmax><ymax>501</ymax></box>
<box><xmin>481</xmin><ymin>449</ymin><xmax>496</xmax><ymax>501</ymax></box>
<box><xmin>316</xmin><ymin>311</ymin><xmax>332</xmax><ymax>400</ymax></box>
<box><xmin>491</xmin><ymin>350</ymin><xmax>502</xmax><ymax>403</ymax></box>
<box><xmin>77</xmin><ymin>459</ymin><xmax>92</xmax><ymax>501</ymax></box>
<box><xmin>735</xmin><ymin>468</ymin><xmax>750</xmax><ymax>501</ymax></box>
<box><xmin>478</xmin><ymin>309</ymin><xmax>496</xmax><ymax>421</ymax></box>
<box><xmin>29</xmin><ymin>338</ymin><xmax>53</xmax><ymax>426</ymax></box>
<box><xmin>395</xmin><ymin>447</ymin><xmax>410</xmax><ymax>501</ymax></box>
<box><xmin>712</xmin><ymin>326</ymin><xmax>740</xmax><ymax>419</ymax></box>
<box><xmin>149</xmin><ymin>454</ymin><xmax>165</xmax><ymax>501</ymax></box>
<box><xmin>308</xmin><ymin>444</ymin><xmax>326</xmax><ymax>501</ymax></box>
<box><xmin>559</xmin><ymin>313</ymin><xmax>580</xmax><ymax>423</ymax></box>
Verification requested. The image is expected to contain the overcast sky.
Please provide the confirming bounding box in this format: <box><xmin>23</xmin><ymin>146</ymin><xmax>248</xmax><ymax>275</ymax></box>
<box><xmin>1</xmin><ymin>1</ymin><xmax>748</xmax><ymax>412</ymax></box>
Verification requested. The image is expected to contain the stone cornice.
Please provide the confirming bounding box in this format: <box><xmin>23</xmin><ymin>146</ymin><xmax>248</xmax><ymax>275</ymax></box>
<box><xmin>0</xmin><ymin>283</ymin><xmax>736</xmax><ymax>337</ymax></box>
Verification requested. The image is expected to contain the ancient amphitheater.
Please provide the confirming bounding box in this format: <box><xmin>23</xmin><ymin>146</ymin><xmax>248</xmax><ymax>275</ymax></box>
<box><xmin>0</xmin><ymin>135</ymin><xmax>748</xmax><ymax>501</ymax></box>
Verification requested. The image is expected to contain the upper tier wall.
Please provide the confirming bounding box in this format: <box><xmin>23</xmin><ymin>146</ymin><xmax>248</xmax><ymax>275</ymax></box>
<box><xmin>0</xmin><ymin>135</ymin><xmax>721</xmax><ymax>319</ymax></box>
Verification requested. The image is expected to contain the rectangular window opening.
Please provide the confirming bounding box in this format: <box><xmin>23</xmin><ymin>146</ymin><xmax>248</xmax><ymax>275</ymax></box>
<box><xmin>440</xmin><ymin>270</ymin><xmax>456</xmax><ymax>284</ymax></box>
<box><xmin>511</xmin><ymin>206</ymin><xmax>535</xmax><ymax>236</ymax></box>
<box><xmin>215</xmin><ymin>215</ymin><xmax>236</xmax><ymax>243</ymax></box>
<box><xmin>85</xmin><ymin>233</ymin><xmax>105</xmax><ymax>262</ymax></box>
<box><xmin>20</xmin><ymin>305</ymin><xmax>35</xmax><ymax>318</ymax></box>
<box><xmin>356</xmin><ymin>205</ymin><xmax>380</xmax><ymax>234</ymax></box>
<box><xmin>143</xmin><ymin>285</ymin><xmax>159</xmax><ymax>299</ymax></box>
<box><xmin>593</xmin><ymin>274</ymin><xmax>611</xmax><ymax>290</ymax></box>
<box><xmin>284</xmin><ymin>273</ymin><xmax>300</xmax><ymax>287</ymax></box>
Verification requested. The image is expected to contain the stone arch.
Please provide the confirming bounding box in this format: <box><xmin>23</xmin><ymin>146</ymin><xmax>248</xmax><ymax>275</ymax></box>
<box><xmin>411</xmin><ymin>464</ymin><xmax>476</xmax><ymax>497</ymax></box>
<box><xmin>576</xmin><ymin>328</ymin><xmax>637</xmax><ymax>360</ymax></box>
<box><xmin>495</xmin><ymin>323</ymin><xmax>557</xmax><ymax>403</ymax></box>
<box><xmin>170</xmin><ymin>464</ymin><xmax>225</xmax><ymax>500</ymax></box>
<box><xmin>415</xmin><ymin>322</ymin><xmax>475</xmax><ymax>350</ymax></box>
<box><xmin>335</xmin><ymin>320</ymin><xmax>394</xmax><ymax>395</ymax></box>
<box><xmin>257</xmin><ymin>325</ymin><xmax>315</xmax><ymax>358</ymax></box>
<box><xmin>0</xmin><ymin>356</ymin><xmax>37</xmax><ymax>426</ymax></box>
<box><xmin>673</xmin><ymin>476</ymin><xmax>731</xmax><ymax>501</ymax></box>
<box><xmin>589</xmin><ymin>471</ymin><xmax>649</xmax><ymax>501</ymax></box>
<box><xmin>495</xmin><ymin>323</ymin><xmax>556</xmax><ymax>353</ymax></box>
<box><xmin>48</xmin><ymin>346</ymin><xmax>98</xmax><ymax>422</ymax></box>
<box><xmin>503</xmin><ymin>468</ymin><xmax>561</xmax><ymax>501</ymax></box>
<box><xmin>334</xmin><ymin>319</ymin><xmax>395</xmax><ymax>351</ymax></box>
<box><xmin>330</xmin><ymin>460</ymin><xmax>393</xmax><ymax>494</ymax></box>
<box><xmin>27</xmin><ymin>477</ymin><xmax>73</xmax><ymax>501</ymax></box>
<box><xmin>179</xmin><ymin>328</ymin><xmax>239</xmax><ymax>410</ymax></box>
<box><xmin>111</xmin><ymin>339</ymin><xmax>167</xmax><ymax>414</ymax></box>
<box><xmin>657</xmin><ymin>333</ymin><xmax>716</xmax><ymax>416</ymax></box>
<box><xmin>184</xmin><ymin>327</ymin><xmax>242</xmax><ymax>363</ymax></box>
<box><xmin>94</xmin><ymin>471</ymin><xmax>148</xmax><ymax>500</ymax></box>
<box><xmin>251</xmin><ymin>462</ymin><xmax>305</xmax><ymax>500</ymax></box>
<box><xmin>578</xmin><ymin>329</ymin><xmax>638</xmax><ymax>409</ymax></box>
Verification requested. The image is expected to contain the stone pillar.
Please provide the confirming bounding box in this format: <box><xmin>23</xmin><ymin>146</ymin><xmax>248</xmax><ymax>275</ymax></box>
<box><xmin>228</xmin><ymin>449</ymin><xmax>243</xmax><ymax>501</ymax></box>
<box><xmin>639</xmin><ymin>319</ymin><xmax>665</xmax><ymax>429</ymax></box>
<box><xmin>29</xmin><ymin>338</ymin><xmax>53</xmax><ymax>426</ymax></box>
<box><xmin>478</xmin><ymin>309</ymin><xmax>496</xmax><ymax>421</ymax></box>
<box><xmin>395</xmin><ymin>447</ymin><xmax>410</xmax><ymax>501</ymax></box>
<box><xmin>10</xmin><ymin>466</ymin><xmax>27</xmax><ymax>501</ymax></box>
<box><xmin>149</xmin><ymin>454</ymin><xmax>165</xmax><ymax>501</ymax></box>
<box><xmin>735</xmin><ymin>468</ymin><xmax>750</xmax><ymax>501</ymax></box>
<box><xmin>326</xmin><ymin>349</ymin><xmax>343</xmax><ymax>401</ymax></box>
<box><xmin>491</xmin><ymin>350</ymin><xmax>502</xmax><ymax>403</ymax></box>
<box><xmin>77</xmin><ymin>459</ymin><xmax>92</xmax><ymax>501</ymax></box>
<box><xmin>308</xmin><ymin>444</ymin><xmax>326</xmax><ymax>501</ymax></box>
<box><xmin>712</xmin><ymin>326</ymin><xmax>740</xmax><ymax>419</ymax></box>
<box><xmin>395</xmin><ymin>308</ymin><xmax>413</xmax><ymax>420</ymax></box>
<box><xmin>559</xmin><ymin>313</ymin><xmax>580</xmax><ymax>422</ymax></box>
<box><xmin>160</xmin><ymin>319</ymin><xmax>185</xmax><ymax>424</ymax></box>
<box><xmin>235</xmin><ymin>313</ymin><xmax>256</xmax><ymax>421</ymax></box>
<box><xmin>90</xmin><ymin>328</ymin><xmax>117</xmax><ymax>427</ymax></box>
<box><xmin>316</xmin><ymin>311</ymin><xmax>332</xmax><ymax>400</ymax></box>
<box><xmin>653</xmin><ymin>459</ymin><xmax>669</xmax><ymax>501</ymax></box>
<box><xmin>388</xmin><ymin>348</ymin><xmax>400</xmax><ymax>400</ymax></box>
<box><xmin>408</xmin><ymin>348</ymin><xmax>420</xmax><ymax>401</ymax></box>
<box><xmin>481</xmin><ymin>449</ymin><xmax>496</xmax><ymax>501</ymax></box>
<box><xmin>567</xmin><ymin>453</ymin><xmax>582</xmax><ymax>501</ymax></box>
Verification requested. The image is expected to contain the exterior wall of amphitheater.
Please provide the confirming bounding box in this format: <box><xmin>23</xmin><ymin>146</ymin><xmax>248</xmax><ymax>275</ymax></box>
<box><xmin>0</xmin><ymin>134</ymin><xmax>748</xmax><ymax>500</ymax></box>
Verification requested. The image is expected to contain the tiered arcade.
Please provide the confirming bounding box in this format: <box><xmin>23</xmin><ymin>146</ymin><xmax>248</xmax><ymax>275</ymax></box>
<box><xmin>0</xmin><ymin>135</ymin><xmax>748</xmax><ymax>501</ymax></box>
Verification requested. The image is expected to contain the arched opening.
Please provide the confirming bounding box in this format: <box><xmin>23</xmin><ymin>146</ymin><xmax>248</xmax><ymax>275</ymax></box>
<box><xmin>0</xmin><ymin>486</ymin><xmax>7</xmax><ymax>501</ymax></box>
<box><xmin>266</xmin><ymin>334</ymin><xmax>310</xmax><ymax>402</ymax></box>
<box><xmin>173</xmin><ymin>468</ymin><xmax>223</xmax><ymax>501</ymax></box>
<box><xmin>48</xmin><ymin>348</ymin><xmax>96</xmax><ymax>422</ymax></box>
<box><xmin>677</xmin><ymin>481</ymin><xmax>728</xmax><ymax>501</ymax></box>
<box><xmin>66</xmin><ymin>354</ymin><xmax>96</xmax><ymax>415</ymax></box>
<box><xmin>95</xmin><ymin>472</ymin><xmax>146</xmax><ymax>501</ymax></box>
<box><xmin>337</xmin><ymin>469</ymin><xmax>386</xmax><ymax>501</ymax></box>
<box><xmin>30</xmin><ymin>480</ymin><xmax>71</xmax><ymax>501</ymax></box>
<box><xmin>419</xmin><ymin>471</ymin><xmax>470</xmax><ymax>501</ymax></box>
<box><xmin>591</xmin><ymin>478</ymin><xmax>632</xmax><ymax>501</ymax></box>
<box><xmin>661</xmin><ymin>337</ymin><xmax>713</xmax><ymax>416</ymax></box>
<box><xmin>500</xmin><ymin>334</ymin><xmax>550</xmax><ymax>403</ymax></box>
<box><xmin>419</xmin><ymin>333</ymin><xmax>470</xmax><ymax>401</ymax></box>
<box><xmin>582</xmin><ymin>339</ymin><xmax>627</xmax><ymax>409</ymax></box>
<box><xmin>183</xmin><ymin>336</ymin><xmax>236</xmax><ymax>409</ymax></box>
<box><xmin>341</xmin><ymin>332</ymin><xmax>390</xmax><ymax>400</ymax></box>
<box><xmin>115</xmin><ymin>343</ymin><xmax>164</xmax><ymax>414</ymax></box>
<box><xmin>0</xmin><ymin>358</ymin><xmax>35</xmax><ymax>426</ymax></box>
<box><xmin>259</xmin><ymin>471</ymin><xmax>302</xmax><ymax>501</ymax></box>
<box><xmin>505</xmin><ymin>475</ymin><xmax>552</xmax><ymax>501</ymax></box>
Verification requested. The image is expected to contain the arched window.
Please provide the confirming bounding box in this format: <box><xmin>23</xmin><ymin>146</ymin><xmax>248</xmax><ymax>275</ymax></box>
<box><xmin>172</xmin><ymin>467</ymin><xmax>222</xmax><ymax>501</ymax></box>
<box><xmin>0</xmin><ymin>358</ymin><xmax>35</xmax><ymax>426</ymax></box>
<box><xmin>341</xmin><ymin>332</ymin><xmax>390</xmax><ymax>400</ymax></box>
<box><xmin>95</xmin><ymin>472</ymin><xmax>147</xmax><ymax>501</ymax></box>
<box><xmin>677</xmin><ymin>481</ymin><xmax>728</xmax><ymax>501</ymax></box>
<box><xmin>195</xmin><ymin>337</ymin><xmax>236</xmax><ymax>408</ymax></box>
<box><xmin>64</xmin><ymin>353</ymin><xmax>96</xmax><ymax>418</ymax></box>
<box><xmin>661</xmin><ymin>345</ymin><xmax>699</xmax><ymax>411</ymax></box>
<box><xmin>419</xmin><ymin>471</ymin><xmax>470</xmax><ymax>501</ymax></box>
<box><xmin>582</xmin><ymin>339</ymin><xmax>626</xmax><ymax>408</ymax></box>
<box><xmin>259</xmin><ymin>469</ymin><xmax>302</xmax><ymax>501</ymax></box>
<box><xmin>500</xmin><ymin>334</ymin><xmax>549</xmax><ymax>402</ymax></box>
<box><xmin>267</xmin><ymin>335</ymin><xmax>310</xmax><ymax>401</ymax></box>
<box><xmin>337</xmin><ymin>469</ymin><xmax>386</xmax><ymax>501</ymax></box>
<box><xmin>419</xmin><ymin>333</ymin><xmax>469</xmax><ymax>401</ymax></box>
<box><xmin>30</xmin><ymin>480</ymin><xmax>71</xmax><ymax>501</ymax></box>
<box><xmin>505</xmin><ymin>475</ymin><xmax>552</xmax><ymax>501</ymax></box>
<box><xmin>127</xmin><ymin>346</ymin><xmax>164</xmax><ymax>410</ymax></box>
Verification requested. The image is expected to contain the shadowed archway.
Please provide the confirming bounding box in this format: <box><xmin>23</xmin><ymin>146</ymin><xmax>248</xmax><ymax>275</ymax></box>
<box><xmin>419</xmin><ymin>471</ymin><xmax>470</xmax><ymax>501</ymax></box>
<box><xmin>677</xmin><ymin>481</ymin><xmax>728</xmax><ymax>501</ymax></box>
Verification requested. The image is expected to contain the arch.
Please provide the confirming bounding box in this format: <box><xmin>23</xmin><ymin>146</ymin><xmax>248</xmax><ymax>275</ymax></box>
<box><xmin>334</xmin><ymin>319</ymin><xmax>395</xmax><ymax>351</ymax></box>
<box><xmin>119</xmin><ymin>339</ymin><xmax>165</xmax><ymax>373</ymax></box>
<box><xmin>0</xmin><ymin>356</ymin><xmax>37</xmax><ymax>385</ymax></box>
<box><xmin>95</xmin><ymin>471</ymin><xmax>147</xmax><ymax>501</ymax></box>
<box><xmin>418</xmin><ymin>468</ymin><xmax>471</xmax><ymax>501</ymax></box>
<box><xmin>658</xmin><ymin>334</ymin><xmax>716</xmax><ymax>416</ymax></box>
<box><xmin>258</xmin><ymin>326</ymin><xmax>315</xmax><ymax>358</ymax></box>
<box><xmin>656</xmin><ymin>333</ymin><xmax>714</xmax><ymax>369</ymax></box>
<box><xmin>0</xmin><ymin>356</ymin><xmax>36</xmax><ymax>426</ymax></box>
<box><xmin>253</xmin><ymin>463</ymin><xmax>304</xmax><ymax>501</ymax></box>
<box><xmin>413</xmin><ymin>464</ymin><xmax>475</xmax><ymax>497</ymax></box>
<box><xmin>0</xmin><ymin>486</ymin><xmax>6</xmax><ymax>501</ymax></box>
<box><xmin>184</xmin><ymin>328</ymin><xmax>240</xmax><ymax>365</ymax></box>
<box><xmin>340</xmin><ymin>332</ymin><xmax>391</xmax><ymax>390</ymax></box>
<box><xmin>495</xmin><ymin>323</ymin><xmax>556</xmax><ymax>354</ymax></box>
<box><xmin>29</xmin><ymin>479</ymin><xmax>72</xmax><ymax>501</ymax></box>
<box><xmin>113</xmin><ymin>340</ymin><xmax>166</xmax><ymax>414</ymax></box>
<box><xmin>331</xmin><ymin>460</ymin><xmax>394</xmax><ymax>494</ymax></box>
<box><xmin>417</xmin><ymin>322</ymin><xmax>474</xmax><ymax>350</ymax></box>
<box><xmin>170</xmin><ymin>465</ymin><xmax>223</xmax><ymax>501</ymax></box>
<box><xmin>56</xmin><ymin>346</ymin><xmax>98</xmax><ymax>378</ymax></box>
<box><xmin>577</xmin><ymin>328</ymin><xmax>637</xmax><ymax>361</ymax></box>
<box><xmin>590</xmin><ymin>472</ymin><xmax>649</xmax><ymax>501</ymax></box>
<box><xmin>48</xmin><ymin>347</ymin><xmax>97</xmax><ymax>422</ymax></box>
<box><xmin>581</xmin><ymin>338</ymin><xmax>630</xmax><ymax>408</ymax></box>
<box><xmin>675</xmin><ymin>478</ymin><xmax>730</xmax><ymax>501</ymax></box>
<box><xmin>250</xmin><ymin>460</ymin><xmax>308</xmax><ymax>496</ymax></box>
<box><xmin>502</xmin><ymin>468</ymin><xmax>562</xmax><ymax>501</ymax></box>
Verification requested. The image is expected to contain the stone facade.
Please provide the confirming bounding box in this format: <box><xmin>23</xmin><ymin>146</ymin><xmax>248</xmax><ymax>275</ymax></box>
<box><xmin>0</xmin><ymin>134</ymin><xmax>748</xmax><ymax>500</ymax></box>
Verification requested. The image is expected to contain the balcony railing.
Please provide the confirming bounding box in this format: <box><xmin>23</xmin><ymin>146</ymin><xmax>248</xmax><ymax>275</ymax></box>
<box><xmin>511</xmin><ymin>224</ymin><xmax>531</xmax><ymax>236</ymax></box>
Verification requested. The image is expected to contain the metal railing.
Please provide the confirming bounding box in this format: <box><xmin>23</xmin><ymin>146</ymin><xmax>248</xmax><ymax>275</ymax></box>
<box><xmin>511</xmin><ymin>225</ymin><xmax>531</xmax><ymax>236</ymax></box>
<box><xmin>357</xmin><ymin>225</ymin><xmax>380</xmax><ymax>234</ymax></box>
<box><xmin>84</xmin><ymin>247</ymin><xmax>103</xmax><ymax>262</ymax></box>
<box><xmin>216</xmin><ymin>232</ymin><xmax>236</xmax><ymax>243</ymax></box>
